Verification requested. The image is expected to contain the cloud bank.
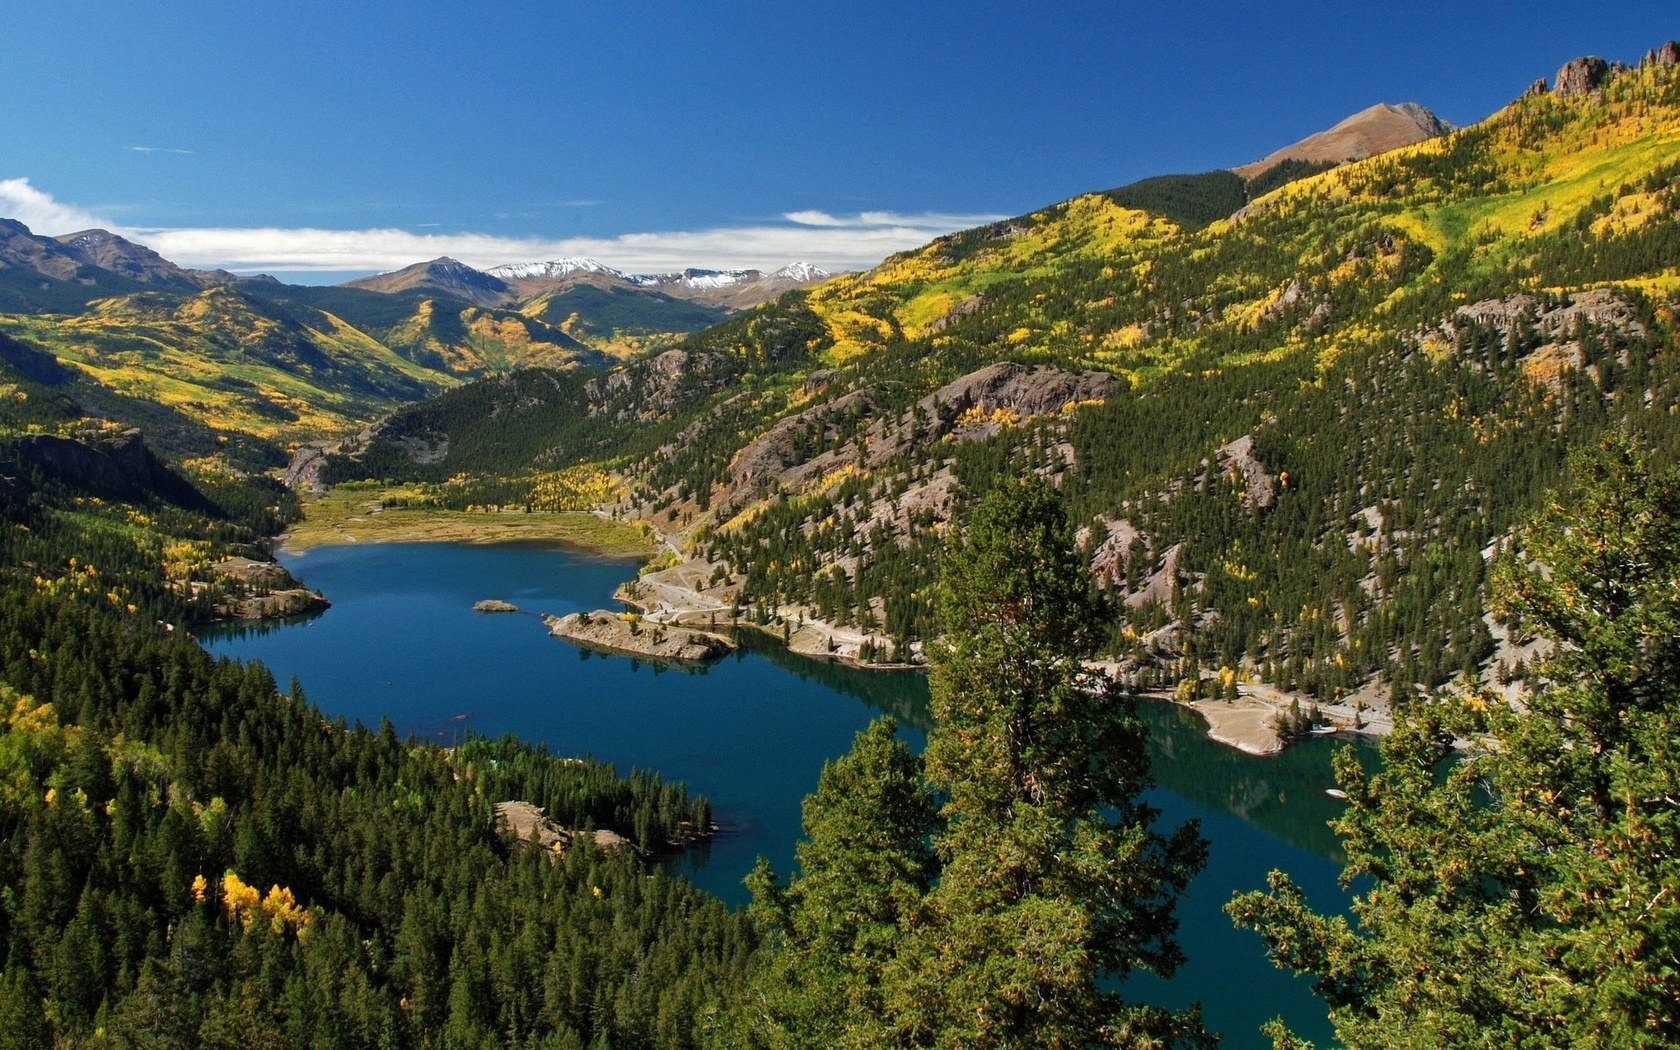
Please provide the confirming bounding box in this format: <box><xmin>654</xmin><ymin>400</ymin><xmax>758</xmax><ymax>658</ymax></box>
<box><xmin>0</xmin><ymin>178</ymin><xmax>1004</xmax><ymax>275</ymax></box>
<box><xmin>0</xmin><ymin>178</ymin><xmax>110</xmax><ymax>234</ymax></box>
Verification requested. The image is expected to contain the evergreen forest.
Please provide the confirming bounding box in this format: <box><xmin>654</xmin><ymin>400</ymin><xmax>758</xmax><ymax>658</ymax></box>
<box><xmin>0</xmin><ymin>40</ymin><xmax>1679</xmax><ymax>1050</ymax></box>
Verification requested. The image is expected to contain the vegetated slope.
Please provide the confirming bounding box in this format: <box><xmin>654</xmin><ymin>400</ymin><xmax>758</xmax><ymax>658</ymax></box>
<box><xmin>0</xmin><ymin>236</ymin><xmax>611</xmax><ymax>455</ymax></box>
<box><xmin>0</xmin><ymin>391</ymin><xmax>748</xmax><ymax>1047</ymax></box>
<box><xmin>331</xmin><ymin>50</ymin><xmax>1680</xmax><ymax>715</ymax></box>
<box><xmin>0</xmin><ymin>286</ymin><xmax>453</xmax><ymax>443</ymax></box>
<box><xmin>521</xmin><ymin>283</ymin><xmax>733</xmax><ymax>348</ymax></box>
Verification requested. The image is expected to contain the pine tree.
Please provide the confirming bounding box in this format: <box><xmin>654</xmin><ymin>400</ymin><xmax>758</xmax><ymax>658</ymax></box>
<box><xmin>1229</xmin><ymin>435</ymin><xmax>1680</xmax><ymax>1047</ymax></box>
<box><xmin>898</xmin><ymin>477</ymin><xmax>1211</xmax><ymax>1047</ymax></box>
<box><xmin>742</xmin><ymin>717</ymin><xmax>935</xmax><ymax>1047</ymax></box>
<box><xmin>747</xmin><ymin>479</ymin><xmax>1209</xmax><ymax>1047</ymax></box>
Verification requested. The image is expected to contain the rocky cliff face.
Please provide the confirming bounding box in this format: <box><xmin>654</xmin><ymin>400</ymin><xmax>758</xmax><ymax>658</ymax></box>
<box><xmin>1553</xmin><ymin>56</ymin><xmax>1611</xmax><ymax>98</ymax></box>
<box><xmin>4</xmin><ymin>429</ymin><xmax>213</xmax><ymax>510</ymax></box>
<box><xmin>721</xmin><ymin>362</ymin><xmax>1116</xmax><ymax>504</ymax></box>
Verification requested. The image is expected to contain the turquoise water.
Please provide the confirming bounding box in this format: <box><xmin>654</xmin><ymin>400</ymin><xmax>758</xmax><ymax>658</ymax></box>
<box><xmin>203</xmin><ymin>541</ymin><xmax>1362</xmax><ymax>1048</ymax></box>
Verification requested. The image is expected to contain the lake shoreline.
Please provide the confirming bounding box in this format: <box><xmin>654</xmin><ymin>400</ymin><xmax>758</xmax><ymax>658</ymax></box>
<box><xmin>278</xmin><ymin>488</ymin><xmax>655</xmax><ymax>559</ymax></box>
<box><xmin>280</xmin><ymin>502</ymin><xmax>1390</xmax><ymax>756</ymax></box>
<box><xmin>208</xmin><ymin>537</ymin><xmax>1351</xmax><ymax>1046</ymax></box>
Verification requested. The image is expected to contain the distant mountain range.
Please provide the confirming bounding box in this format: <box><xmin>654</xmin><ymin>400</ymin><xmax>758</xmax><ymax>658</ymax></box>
<box><xmin>0</xmin><ymin>92</ymin><xmax>1454</xmax><ymax>460</ymax></box>
<box><xmin>348</xmin><ymin>255</ymin><xmax>833</xmax><ymax>312</ymax></box>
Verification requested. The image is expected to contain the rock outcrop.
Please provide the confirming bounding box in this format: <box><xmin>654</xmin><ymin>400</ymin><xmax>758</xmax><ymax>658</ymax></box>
<box><xmin>1218</xmin><ymin>434</ymin><xmax>1278</xmax><ymax>512</ymax></box>
<box><xmin>205</xmin><ymin>557</ymin><xmax>330</xmax><ymax>620</ymax></box>
<box><xmin>801</xmin><ymin>368</ymin><xmax>837</xmax><ymax>396</ymax></box>
<box><xmin>927</xmin><ymin>294</ymin><xmax>986</xmax><ymax>333</ymax></box>
<box><xmin>919</xmin><ymin>362</ymin><xmax>1118</xmax><ymax>440</ymax></box>
<box><xmin>474</xmin><ymin>599</ymin><xmax>519</xmax><ymax>613</ymax></box>
<box><xmin>544</xmin><ymin>611</ymin><xmax>735</xmax><ymax>663</ymax></box>
<box><xmin>5</xmin><ymin>429</ymin><xmax>213</xmax><ymax>511</ymax></box>
<box><xmin>1554</xmin><ymin>56</ymin><xmax>1609</xmax><ymax>98</ymax></box>
<box><xmin>494</xmin><ymin>801</ymin><xmax>633</xmax><ymax>855</ymax></box>
<box><xmin>584</xmin><ymin>349</ymin><xmax>730</xmax><ymax>423</ymax></box>
<box><xmin>1127</xmin><ymin>542</ymin><xmax>1184</xmax><ymax>610</ymax></box>
<box><xmin>1081</xmin><ymin>518</ymin><xmax>1142</xmax><ymax>589</ymax></box>
<box><xmin>1453</xmin><ymin>288</ymin><xmax>1646</xmax><ymax>340</ymax></box>
<box><xmin>722</xmin><ymin>362</ymin><xmax>1116</xmax><ymax>503</ymax></box>
<box><xmin>282</xmin><ymin>442</ymin><xmax>335</xmax><ymax>492</ymax></box>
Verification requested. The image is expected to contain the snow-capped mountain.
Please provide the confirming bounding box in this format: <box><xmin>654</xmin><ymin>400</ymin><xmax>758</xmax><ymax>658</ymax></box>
<box><xmin>770</xmin><ymin>262</ymin><xmax>830</xmax><ymax>282</ymax></box>
<box><xmin>628</xmin><ymin>268</ymin><xmax>759</xmax><ymax>291</ymax></box>
<box><xmin>487</xmin><ymin>257</ymin><xmax>632</xmax><ymax>282</ymax></box>
<box><xmin>340</xmin><ymin>256</ymin><xmax>836</xmax><ymax>320</ymax></box>
<box><xmin>492</xmin><ymin>260</ymin><xmax>830</xmax><ymax>293</ymax></box>
<box><xmin>487</xmin><ymin>259</ymin><xmax>836</xmax><ymax>310</ymax></box>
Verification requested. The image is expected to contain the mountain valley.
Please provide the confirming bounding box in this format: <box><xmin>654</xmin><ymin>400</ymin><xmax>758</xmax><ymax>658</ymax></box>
<box><xmin>313</xmin><ymin>48</ymin><xmax>1680</xmax><ymax>741</ymax></box>
<box><xmin>4</xmin><ymin>30</ymin><xmax>1680</xmax><ymax>1050</ymax></box>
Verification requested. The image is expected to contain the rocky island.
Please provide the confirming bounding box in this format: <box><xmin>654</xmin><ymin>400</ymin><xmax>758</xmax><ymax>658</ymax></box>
<box><xmin>543</xmin><ymin>610</ymin><xmax>735</xmax><ymax>663</ymax></box>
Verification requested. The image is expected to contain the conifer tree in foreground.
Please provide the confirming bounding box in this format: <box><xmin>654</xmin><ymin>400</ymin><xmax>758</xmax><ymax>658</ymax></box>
<box><xmin>1229</xmin><ymin>435</ymin><xmax>1680</xmax><ymax>1048</ymax></box>
<box><xmin>744</xmin><ymin>478</ymin><xmax>1210</xmax><ymax>1048</ymax></box>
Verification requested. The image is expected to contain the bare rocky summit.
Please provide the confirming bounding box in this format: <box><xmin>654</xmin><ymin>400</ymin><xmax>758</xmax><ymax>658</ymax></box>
<box><xmin>344</xmin><ymin>257</ymin><xmax>512</xmax><ymax>307</ymax></box>
<box><xmin>1232</xmin><ymin>102</ymin><xmax>1451</xmax><ymax>180</ymax></box>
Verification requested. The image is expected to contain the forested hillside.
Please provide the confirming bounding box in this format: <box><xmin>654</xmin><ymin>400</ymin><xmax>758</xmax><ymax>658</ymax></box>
<box><xmin>0</xmin><ymin>341</ymin><xmax>747</xmax><ymax>1048</ymax></box>
<box><xmin>327</xmin><ymin>53</ymin><xmax>1680</xmax><ymax>721</ymax></box>
<box><xmin>4</xmin><ymin>33</ymin><xmax>1680</xmax><ymax>1050</ymax></box>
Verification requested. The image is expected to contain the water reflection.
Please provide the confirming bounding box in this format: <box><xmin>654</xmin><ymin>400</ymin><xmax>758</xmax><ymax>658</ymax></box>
<box><xmin>735</xmin><ymin>629</ymin><xmax>934</xmax><ymax>728</ymax></box>
<box><xmin>1136</xmin><ymin>701</ymin><xmax>1378</xmax><ymax>861</ymax></box>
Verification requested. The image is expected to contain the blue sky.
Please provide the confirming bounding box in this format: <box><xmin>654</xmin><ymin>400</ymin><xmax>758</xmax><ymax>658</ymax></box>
<box><xmin>1</xmin><ymin>2</ymin><xmax>1674</xmax><ymax>280</ymax></box>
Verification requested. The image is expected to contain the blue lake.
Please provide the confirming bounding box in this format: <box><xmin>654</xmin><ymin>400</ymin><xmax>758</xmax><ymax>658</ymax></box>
<box><xmin>203</xmin><ymin>540</ymin><xmax>1363</xmax><ymax>1048</ymax></box>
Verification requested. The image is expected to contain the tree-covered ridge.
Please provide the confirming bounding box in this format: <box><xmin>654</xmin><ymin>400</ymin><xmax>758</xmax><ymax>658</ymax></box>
<box><xmin>0</xmin><ymin>394</ymin><xmax>747</xmax><ymax>1049</ymax></box>
<box><xmin>328</xmin><ymin>59</ymin><xmax>1680</xmax><ymax>709</ymax></box>
<box><xmin>782</xmin><ymin>57</ymin><xmax>1679</xmax><ymax>383</ymax></box>
<box><xmin>0</xmin><ymin>273</ymin><xmax>610</xmax><ymax>455</ymax></box>
<box><xmin>1230</xmin><ymin>437</ymin><xmax>1680</xmax><ymax>1047</ymax></box>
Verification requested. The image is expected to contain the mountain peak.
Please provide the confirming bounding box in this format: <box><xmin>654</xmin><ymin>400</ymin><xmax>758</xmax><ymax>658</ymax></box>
<box><xmin>343</xmin><ymin>257</ymin><xmax>509</xmax><ymax>306</ymax></box>
<box><xmin>488</xmin><ymin>257</ymin><xmax>631</xmax><ymax>282</ymax></box>
<box><xmin>1231</xmin><ymin>101</ymin><xmax>1452</xmax><ymax>181</ymax></box>
<box><xmin>770</xmin><ymin>262</ymin><xmax>831</xmax><ymax>282</ymax></box>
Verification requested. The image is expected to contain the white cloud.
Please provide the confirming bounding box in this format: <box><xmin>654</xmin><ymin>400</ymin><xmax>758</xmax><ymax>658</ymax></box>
<box><xmin>0</xmin><ymin>179</ymin><xmax>1007</xmax><ymax>275</ymax></box>
<box><xmin>128</xmin><ymin>146</ymin><xmax>195</xmax><ymax>155</ymax></box>
<box><xmin>783</xmin><ymin>209</ymin><xmax>1003</xmax><ymax>231</ymax></box>
<box><xmin>0</xmin><ymin>177</ymin><xmax>111</xmax><ymax>234</ymax></box>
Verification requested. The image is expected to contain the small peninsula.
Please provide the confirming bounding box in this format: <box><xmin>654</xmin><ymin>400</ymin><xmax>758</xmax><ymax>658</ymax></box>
<box><xmin>543</xmin><ymin>610</ymin><xmax>735</xmax><ymax>663</ymax></box>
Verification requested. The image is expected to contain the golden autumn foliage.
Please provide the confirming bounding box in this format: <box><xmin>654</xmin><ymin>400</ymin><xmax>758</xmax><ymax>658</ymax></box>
<box><xmin>221</xmin><ymin>871</ymin><xmax>311</xmax><ymax>934</ymax></box>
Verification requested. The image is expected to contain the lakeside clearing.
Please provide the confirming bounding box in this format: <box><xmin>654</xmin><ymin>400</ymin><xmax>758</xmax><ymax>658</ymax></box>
<box><xmin>280</xmin><ymin>486</ymin><xmax>656</xmax><ymax>558</ymax></box>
